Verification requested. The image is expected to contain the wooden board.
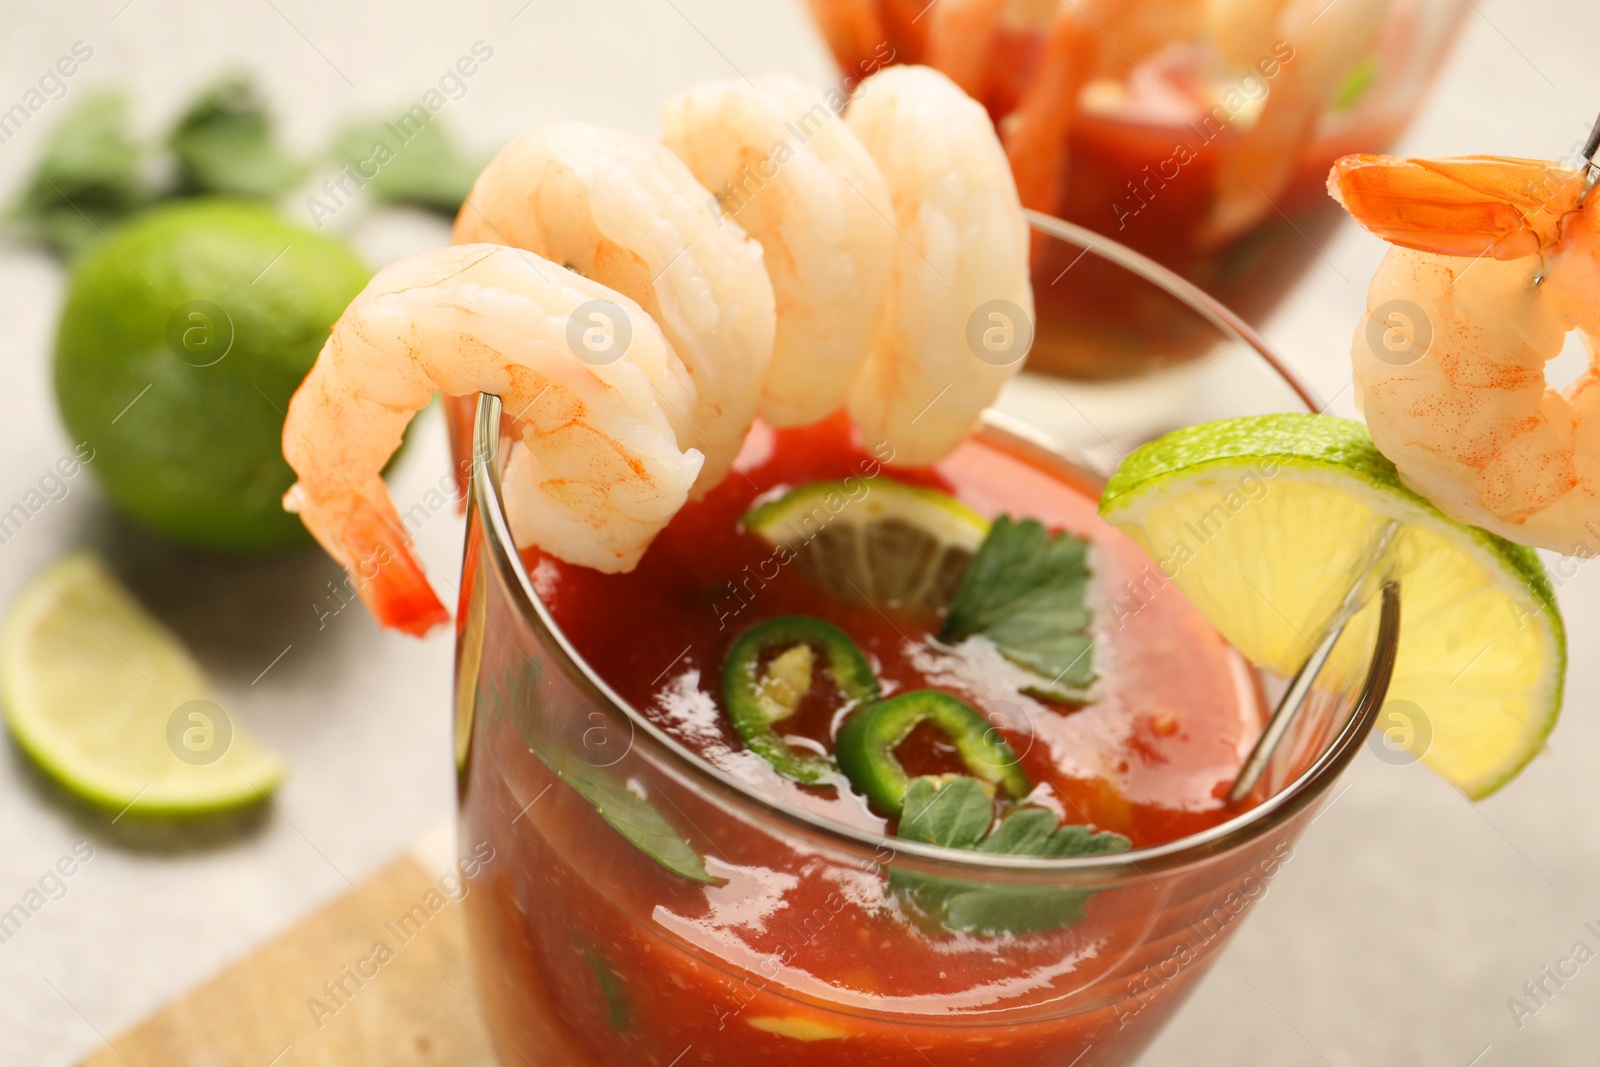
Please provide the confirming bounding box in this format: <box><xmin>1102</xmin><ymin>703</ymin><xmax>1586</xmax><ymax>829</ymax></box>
<box><xmin>82</xmin><ymin>826</ymin><xmax>499</xmax><ymax>1067</ymax></box>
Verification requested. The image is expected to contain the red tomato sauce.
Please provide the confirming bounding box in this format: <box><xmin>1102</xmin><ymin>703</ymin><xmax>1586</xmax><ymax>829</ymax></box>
<box><xmin>530</xmin><ymin>414</ymin><xmax>1260</xmax><ymax>848</ymax></box>
<box><xmin>459</xmin><ymin>415</ymin><xmax>1269</xmax><ymax>1067</ymax></box>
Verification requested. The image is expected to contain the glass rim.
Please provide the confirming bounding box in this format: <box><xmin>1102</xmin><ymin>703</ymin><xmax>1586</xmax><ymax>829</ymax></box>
<box><xmin>466</xmin><ymin>214</ymin><xmax>1398</xmax><ymax>879</ymax></box>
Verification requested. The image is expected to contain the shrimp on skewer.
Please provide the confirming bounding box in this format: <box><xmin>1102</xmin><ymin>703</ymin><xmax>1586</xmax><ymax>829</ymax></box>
<box><xmin>282</xmin><ymin>244</ymin><xmax>703</xmax><ymax>635</ymax></box>
<box><xmin>1330</xmin><ymin>154</ymin><xmax>1600</xmax><ymax>555</ymax></box>
<box><xmin>844</xmin><ymin>65</ymin><xmax>1033</xmax><ymax>465</ymax></box>
<box><xmin>662</xmin><ymin>75</ymin><xmax>893</xmax><ymax>428</ymax></box>
<box><xmin>452</xmin><ymin>122</ymin><xmax>775</xmax><ymax>493</ymax></box>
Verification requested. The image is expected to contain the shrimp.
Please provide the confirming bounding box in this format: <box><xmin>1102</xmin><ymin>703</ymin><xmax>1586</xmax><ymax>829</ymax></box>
<box><xmin>662</xmin><ymin>75</ymin><xmax>893</xmax><ymax>427</ymax></box>
<box><xmin>998</xmin><ymin>2</ymin><xmax>1098</xmax><ymax>223</ymax></box>
<box><xmin>1204</xmin><ymin>0</ymin><xmax>1387</xmax><ymax>242</ymax></box>
<box><xmin>1330</xmin><ymin>154</ymin><xmax>1600</xmax><ymax>555</ymax></box>
<box><xmin>924</xmin><ymin>0</ymin><xmax>1007</xmax><ymax>101</ymax></box>
<box><xmin>804</xmin><ymin>0</ymin><xmax>890</xmax><ymax>75</ymax></box>
<box><xmin>843</xmin><ymin>65</ymin><xmax>1033</xmax><ymax>465</ymax></box>
<box><xmin>451</xmin><ymin>122</ymin><xmax>775</xmax><ymax>493</ymax></box>
<box><xmin>993</xmin><ymin>0</ymin><xmax>1203</xmax><ymax>220</ymax></box>
<box><xmin>282</xmin><ymin>244</ymin><xmax>703</xmax><ymax>635</ymax></box>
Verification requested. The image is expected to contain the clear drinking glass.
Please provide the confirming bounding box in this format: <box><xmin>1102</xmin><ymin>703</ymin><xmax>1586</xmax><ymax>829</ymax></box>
<box><xmin>450</xmin><ymin>218</ymin><xmax>1398</xmax><ymax>1066</ymax></box>
<box><xmin>806</xmin><ymin>0</ymin><xmax>1468</xmax><ymax>378</ymax></box>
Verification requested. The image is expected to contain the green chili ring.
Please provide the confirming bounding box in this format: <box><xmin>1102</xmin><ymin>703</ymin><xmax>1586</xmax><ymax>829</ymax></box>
<box><xmin>723</xmin><ymin>616</ymin><xmax>880</xmax><ymax>784</ymax></box>
<box><xmin>836</xmin><ymin>690</ymin><xmax>1032</xmax><ymax>815</ymax></box>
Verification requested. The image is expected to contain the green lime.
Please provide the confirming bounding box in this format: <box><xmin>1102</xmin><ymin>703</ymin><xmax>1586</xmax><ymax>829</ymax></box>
<box><xmin>1100</xmin><ymin>414</ymin><xmax>1565</xmax><ymax>799</ymax></box>
<box><xmin>53</xmin><ymin>198</ymin><xmax>369</xmax><ymax>553</ymax></box>
<box><xmin>1</xmin><ymin>553</ymin><xmax>284</xmax><ymax>815</ymax></box>
<box><xmin>743</xmin><ymin>478</ymin><xmax>988</xmax><ymax>613</ymax></box>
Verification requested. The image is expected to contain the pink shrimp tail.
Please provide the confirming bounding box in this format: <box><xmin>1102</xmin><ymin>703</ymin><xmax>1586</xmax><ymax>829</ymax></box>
<box><xmin>1329</xmin><ymin>154</ymin><xmax>1586</xmax><ymax>260</ymax></box>
<box><xmin>342</xmin><ymin>500</ymin><xmax>451</xmax><ymax>637</ymax></box>
<box><xmin>288</xmin><ymin>480</ymin><xmax>451</xmax><ymax>638</ymax></box>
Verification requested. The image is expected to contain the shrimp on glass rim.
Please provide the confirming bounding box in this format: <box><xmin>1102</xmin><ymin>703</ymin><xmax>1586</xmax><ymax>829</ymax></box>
<box><xmin>1330</xmin><ymin>153</ymin><xmax>1600</xmax><ymax>555</ymax></box>
<box><xmin>281</xmin><ymin>244</ymin><xmax>702</xmax><ymax>636</ymax></box>
<box><xmin>451</xmin><ymin>122</ymin><xmax>776</xmax><ymax>494</ymax></box>
<box><xmin>843</xmin><ymin>64</ymin><xmax>1033</xmax><ymax>465</ymax></box>
<box><xmin>662</xmin><ymin>74</ymin><xmax>893</xmax><ymax>428</ymax></box>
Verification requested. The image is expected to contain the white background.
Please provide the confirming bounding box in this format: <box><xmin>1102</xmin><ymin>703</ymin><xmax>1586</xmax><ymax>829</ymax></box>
<box><xmin>0</xmin><ymin>1</ymin><xmax>1598</xmax><ymax>1063</ymax></box>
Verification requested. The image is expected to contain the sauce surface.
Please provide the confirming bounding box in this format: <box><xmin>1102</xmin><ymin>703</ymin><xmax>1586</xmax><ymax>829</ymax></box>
<box><xmin>527</xmin><ymin>414</ymin><xmax>1261</xmax><ymax>849</ymax></box>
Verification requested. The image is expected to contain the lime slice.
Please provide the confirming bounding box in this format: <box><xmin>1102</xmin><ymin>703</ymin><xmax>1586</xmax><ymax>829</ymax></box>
<box><xmin>1</xmin><ymin>553</ymin><xmax>285</xmax><ymax>815</ymax></box>
<box><xmin>1100</xmin><ymin>414</ymin><xmax>1565</xmax><ymax>799</ymax></box>
<box><xmin>743</xmin><ymin>479</ymin><xmax>989</xmax><ymax>613</ymax></box>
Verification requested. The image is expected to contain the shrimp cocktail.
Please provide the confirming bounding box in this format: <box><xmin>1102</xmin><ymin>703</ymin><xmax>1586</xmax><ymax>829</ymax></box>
<box><xmin>279</xmin><ymin>67</ymin><xmax>1570</xmax><ymax>1066</ymax></box>
<box><xmin>806</xmin><ymin>0</ymin><xmax>1468</xmax><ymax>378</ymax></box>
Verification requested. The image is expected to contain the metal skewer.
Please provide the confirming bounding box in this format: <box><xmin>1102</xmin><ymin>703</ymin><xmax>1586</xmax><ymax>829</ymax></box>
<box><xmin>1579</xmin><ymin>109</ymin><xmax>1600</xmax><ymax>200</ymax></box>
<box><xmin>1227</xmin><ymin>522</ymin><xmax>1399</xmax><ymax>804</ymax></box>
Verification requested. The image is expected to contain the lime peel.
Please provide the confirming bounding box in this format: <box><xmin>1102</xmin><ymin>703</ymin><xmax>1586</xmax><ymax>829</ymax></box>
<box><xmin>1</xmin><ymin>552</ymin><xmax>284</xmax><ymax>816</ymax></box>
<box><xmin>1100</xmin><ymin>414</ymin><xmax>1564</xmax><ymax>800</ymax></box>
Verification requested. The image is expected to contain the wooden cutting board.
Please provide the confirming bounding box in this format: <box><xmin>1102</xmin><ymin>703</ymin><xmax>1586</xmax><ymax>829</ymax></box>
<box><xmin>82</xmin><ymin>824</ymin><xmax>500</xmax><ymax>1067</ymax></box>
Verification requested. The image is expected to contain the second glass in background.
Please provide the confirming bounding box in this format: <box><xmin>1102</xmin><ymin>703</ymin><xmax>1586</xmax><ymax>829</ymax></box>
<box><xmin>807</xmin><ymin>0</ymin><xmax>1467</xmax><ymax>378</ymax></box>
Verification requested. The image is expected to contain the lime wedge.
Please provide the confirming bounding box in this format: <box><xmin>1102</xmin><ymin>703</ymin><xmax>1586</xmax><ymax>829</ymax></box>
<box><xmin>1100</xmin><ymin>414</ymin><xmax>1565</xmax><ymax>799</ymax></box>
<box><xmin>743</xmin><ymin>479</ymin><xmax>988</xmax><ymax>613</ymax></box>
<box><xmin>1</xmin><ymin>553</ymin><xmax>284</xmax><ymax>815</ymax></box>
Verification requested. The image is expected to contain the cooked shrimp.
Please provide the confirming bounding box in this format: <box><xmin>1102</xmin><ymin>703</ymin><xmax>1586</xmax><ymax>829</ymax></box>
<box><xmin>995</xmin><ymin>0</ymin><xmax>1203</xmax><ymax>220</ymax></box>
<box><xmin>282</xmin><ymin>244</ymin><xmax>703</xmax><ymax>635</ymax></box>
<box><xmin>1330</xmin><ymin>154</ymin><xmax>1600</xmax><ymax>554</ymax></box>
<box><xmin>662</xmin><ymin>75</ymin><xmax>893</xmax><ymax>427</ymax></box>
<box><xmin>844</xmin><ymin>65</ymin><xmax>1033</xmax><ymax>465</ymax></box>
<box><xmin>925</xmin><ymin>0</ymin><xmax>1007</xmax><ymax>100</ymax></box>
<box><xmin>1205</xmin><ymin>0</ymin><xmax>1387</xmax><ymax>241</ymax></box>
<box><xmin>804</xmin><ymin>0</ymin><xmax>890</xmax><ymax>74</ymax></box>
<box><xmin>999</xmin><ymin>2</ymin><xmax>1097</xmax><ymax>222</ymax></box>
<box><xmin>452</xmin><ymin>122</ymin><xmax>775</xmax><ymax>493</ymax></box>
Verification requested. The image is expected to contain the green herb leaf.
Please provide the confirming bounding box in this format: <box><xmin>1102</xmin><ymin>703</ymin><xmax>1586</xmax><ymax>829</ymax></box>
<box><xmin>941</xmin><ymin>516</ymin><xmax>1094</xmax><ymax>700</ymax></box>
<box><xmin>168</xmin><ymin>76</ymin><xmax>306</xmax><ymax>198</ymax></box>
<box><xmin>481</xmin><ymin>667</ymin><xmax>716</xmax><ymax>885</ymax></box>
<box><xmin>1332</xmin><ymin>55</ymin><xmax>1379</xmax><ymax>113</ymax></box>
<box><xmin>898</xmin><ymin>776</ymin><xmax>993</xmax><ymax>850</ymax></box>
<box><xmin>10</xmin><ymin>91</ymin><xmax>147</xmax><ymax>259</ymax></box>
<box><xmin>334</xmin><ymin>118</ymin><xmax>482</xmax><ymax>213</ymax></box>
<box><xmin>557</xmin><ymin>762</ymin><xmax>717</xmax><ymax>885</ymax></box>
<box><xmin>891</xmin><ymin>775</ymin><xmax>1130</xmax><ymax>936</ymax></box>
<box><xmin>583</xmin><ymin>950</ymin><xmax>635</xmax><ymax>1028</ymax></box>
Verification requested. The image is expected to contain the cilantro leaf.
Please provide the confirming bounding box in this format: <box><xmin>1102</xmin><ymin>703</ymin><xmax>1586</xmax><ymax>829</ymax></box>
<box><xmin>1332</xmin><ymin>55</ymin><xmax>1378</xmax><ymax>113</ymax></box>
<box><xmin>334</xmin><ymin>118</ymin><xmax>482</xmax><ymax>213</ymax></box>
<box><xmin>10</xmin><ymin>90</ymin><xmax>148</xmax><ymax>259</ymax></box>
<box><xmin>940</xmin><ymin>516</ymin><xmax>1093</xmax><ymax>700</ymax></box>
<box><xmin>898</xmin><ymin>776</ymin><xmax>994</xmax><ymax>850</ymax></box>
<box><xmin>481</xmin><ymin>666</ymin><xmax>716</xmax><ymax>885</ymax></box>
<box><xmin>558</xmin><ymin>763</ymin><xmax>717</xmax><ymax>885</ymax></box>
<box><xmin>583</xmin><ymin>950</ymin><xmax>634</xmax><ymax>1028</ymax></box>
<box><xmin>168</xmin><ymin>76</ymin><xmax>306</xmax><ymax>198</ymax></box>
<box><xmin>891</xmin><ymin>775</ymin><xmax>1129</xmax><ymax>936</ymax></box>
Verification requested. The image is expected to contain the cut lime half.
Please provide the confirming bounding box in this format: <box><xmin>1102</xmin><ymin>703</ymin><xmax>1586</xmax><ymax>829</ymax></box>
<box><xmin>743</xmin><ymin>479</ymin><xmax>988</xmax><ymax>614</ymax></box>
<box><xmin>1</xmin><ymin>553</ymin><xmax>285</xmax><ymax>815</ymax></box>
<box><xmin>1100</xmin><ymin>414</ymin><xmax>1565</xmax><ymax>799</ymax></box>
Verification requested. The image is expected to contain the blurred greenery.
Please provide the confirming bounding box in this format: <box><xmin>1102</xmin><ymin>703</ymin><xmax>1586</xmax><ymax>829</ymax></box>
<box><xmin>168</xmin><ymin>76</ymin><xmax>307</xmax><ymax>199</ymax></box>
<box><xmin>10</xmin><ymin>91</ymin><xmax>146</xmax><ymax>259</ymax></box>
<box><xmin>334</xmin><ymin>117</ymin><xmax>483</xmax><ymax>214</ymax></box>
<box><xmin>7</xmin><ymin>73</ymin><xmax>482</xmax><ymax>260</ymax></box>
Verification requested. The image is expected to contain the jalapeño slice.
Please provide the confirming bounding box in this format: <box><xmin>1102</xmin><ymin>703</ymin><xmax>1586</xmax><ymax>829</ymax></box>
<box><xmin>723</xmin><ymin>616</ymin><xmax>879</xmax><ymax>784</ymax></box>
<box><xmin>836</xmin><ymin>690</ymin><xmax>1031</xmax><ymax>816</ymax></box>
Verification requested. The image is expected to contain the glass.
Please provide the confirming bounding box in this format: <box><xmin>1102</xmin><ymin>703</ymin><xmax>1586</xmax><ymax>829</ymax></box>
<box><xmin>806</xmin><ymin>0</ymin><xmax>1467</xmax><ymax>378</ymax></box>
<box><xmin>450</xmin><ymin>219</ymin><xmax>1398</xmax><ymax>1065</ymax></box>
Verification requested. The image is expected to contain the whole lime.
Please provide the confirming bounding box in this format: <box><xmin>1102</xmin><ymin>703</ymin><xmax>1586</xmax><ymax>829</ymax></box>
<box><xmin>54</xmin><ymin>199</ymin><xmax>370</xmax><ymax>553</ymax></box>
